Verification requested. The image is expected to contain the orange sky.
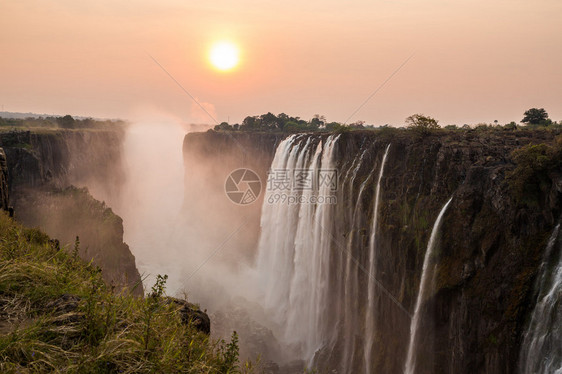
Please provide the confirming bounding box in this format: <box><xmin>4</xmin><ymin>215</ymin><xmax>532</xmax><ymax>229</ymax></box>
<box><xmin>1</xmin><ymin>0</ymin><xmax>561</xmax><ymax>125</ymax></box>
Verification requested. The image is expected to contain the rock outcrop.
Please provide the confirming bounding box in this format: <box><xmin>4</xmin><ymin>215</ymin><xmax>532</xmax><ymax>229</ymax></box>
<box><xmin>165</xmin><ymin>297</ymin><xmax>211</xmax><ymax>335</ymax></box>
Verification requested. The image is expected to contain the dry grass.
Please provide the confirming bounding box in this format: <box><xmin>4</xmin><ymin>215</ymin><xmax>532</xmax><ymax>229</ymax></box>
<box><xmin>0</xmin><ymin>212</ymin><xmax>247</xmax><ymax>373</ymax></box>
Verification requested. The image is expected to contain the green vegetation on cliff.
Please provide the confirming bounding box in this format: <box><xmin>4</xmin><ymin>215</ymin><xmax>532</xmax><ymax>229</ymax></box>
<box><xmin>212</xmin><ymin>108</ymin><xmax>560</xmax><ymax>135</ymax></box>
<box><xmin>213</xmin><ymin>112</ymin><xmax>346</xmax><ymax>133</ymax></box>
<box><xmin>0</xmin><ymin>213</ymin><xmax>244</xmax><ymax>373</ymax></box>
<box><xmin>0</xmin><ymin>116</ymin><xmax>126</xmax><ymax>131</ymax></box>
<box><xmin>508</xmin><ymin>135</ymin><xmax>562</xmax><ymax>207</ymax></box>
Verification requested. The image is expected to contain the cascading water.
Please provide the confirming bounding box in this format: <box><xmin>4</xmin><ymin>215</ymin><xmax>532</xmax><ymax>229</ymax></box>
<box><xmin>519</xmin><ymin>223</ymin><xmax>562</xmax><ymax>374</ymax></box>
<box><xmin>256</xmin><ymin>137</ymin><xmax>414</xmax><ymax>371</ymax></box>
<box><xmin>256</xmin><ymin>134</ymin><xmax>339</xmax><ymax>363</ymax></box>
<box><xmin>341</xmin><ymin>146</ymin><xmax>376</xmax><ymax>371</ymax></box>
<box><xmin>364</xmin><ymin>143</ymin><xmax>390</xmax><ymax>374</ymax></box>
<box><xmin>255</xmin><ymin>137</ymin><xmax>404</xmax><ymax>372</ymax></box>
<box><xmin>404</xmin><ymin>197</ymin><xmax>453</xmax><ymax>374</ymax></box>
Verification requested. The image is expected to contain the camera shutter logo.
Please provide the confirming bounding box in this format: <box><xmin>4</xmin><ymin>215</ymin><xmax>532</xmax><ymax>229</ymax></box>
<box><xmin>225</xmin><ymin>168</ymin><xmax>262</xmax><ymax>205</ymax></box>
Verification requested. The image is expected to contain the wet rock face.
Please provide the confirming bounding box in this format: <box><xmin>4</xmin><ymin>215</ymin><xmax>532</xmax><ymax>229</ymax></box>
<box><xmin>185</xmin><ymin>129</ymin><xmax>562</xmax><ymax>374</ymax></box>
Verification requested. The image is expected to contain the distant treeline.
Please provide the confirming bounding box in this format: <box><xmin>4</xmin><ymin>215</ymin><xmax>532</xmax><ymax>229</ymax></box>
<box><xmin>214</xmin><ymin>113</ymin><xmax>351</xmax><ymax>133</ymax></box>
<box><xmin>214</xmin><ymin>108</ymin><xmax>560</xmax><ymax>134</ymax></box>
<box><xmin>0</xmin><ymin>115</ymin><xmax>126</xmax><ymax>130</ymax></box>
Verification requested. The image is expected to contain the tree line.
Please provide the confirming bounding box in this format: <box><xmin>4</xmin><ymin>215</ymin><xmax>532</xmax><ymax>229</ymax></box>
<box><xmin>0</xmin><ymin>115</ymin><xmax>126</xmax><ymax>130</ymax></box>
<box><xmin>214</xmin><ymin>112</ymin><xmax>352</xmax><ymax>133</ymax></box>
<box><xmin>213</xmin><ymin>108</ymin><xmax>558</xmax><ymax>134</ymax></box>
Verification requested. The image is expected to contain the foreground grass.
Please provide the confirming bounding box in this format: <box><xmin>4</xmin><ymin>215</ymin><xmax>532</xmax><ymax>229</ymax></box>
<box><xmin>0</xmin><ymin>212</ymin><xmax>245</xmax><ymax>373</ymax></box>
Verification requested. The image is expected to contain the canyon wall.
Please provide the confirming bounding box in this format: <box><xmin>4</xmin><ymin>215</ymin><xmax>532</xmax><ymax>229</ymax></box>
<box><xmin>0</xmin><ymin>129</ymin><xmax>143</xmax><ymax>296</ymax></box>
<box><xmin>183</xmin><ymin>128</ymin><xmax>562</xmax><ymax>373</ymax></box>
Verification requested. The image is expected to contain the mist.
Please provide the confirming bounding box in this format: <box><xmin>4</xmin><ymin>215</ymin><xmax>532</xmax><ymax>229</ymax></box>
<box><xmin>111</xmin><ymin>119</ymin><xmax>184</xmax><ymax>292</ymax></box>
<box><xmin>109</xmin><ymin>117</ymin><xmax>291</xmax><ymax>364</ymax></box>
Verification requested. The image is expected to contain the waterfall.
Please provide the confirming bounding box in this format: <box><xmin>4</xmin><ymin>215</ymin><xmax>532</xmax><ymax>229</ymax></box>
<box><xmin>257</xmin><ymin>134</ymin><xmax>310</xmax><ymax>320</ymax></box>
<box><xmin>519</xmin><ymin>223</ymin><xmax>562</xmax><ymax>374</ymax></box>
<box><xmin>340</xmin><ymin>146</ymin><xmax>376</xmax><ymax>371</ymax></box>
<box><xmin>364</xmin><ymin>143</ymin><xmax>391</xmax><ymax>374</ymax></box>
<box><xmin>256</xmin><ymin>134</ymin><xmax>339</xmax><ymax>362</ymax></box>
<box><xmin>404</xmin><ymin>197</ymin><xmax>453</xmax><ymax>374</ymax></box>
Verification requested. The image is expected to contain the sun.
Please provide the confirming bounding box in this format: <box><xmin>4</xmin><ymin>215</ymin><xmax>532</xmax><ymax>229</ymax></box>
<box><xmin>209</xmin><ymin>42</ymin><xmax>239</xmax><ymax>71</ymax></box>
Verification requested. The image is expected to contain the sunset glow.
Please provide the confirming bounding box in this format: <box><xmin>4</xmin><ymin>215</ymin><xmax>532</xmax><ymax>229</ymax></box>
<box><xmin>209</xmin><ymin>42</ymin><xmax>239</xmax><ymax>71</ymax></box>
<box><xmin>1</xmin><ymin>1</ymin><xmax>561</xmax><ymax>124</ymax></box>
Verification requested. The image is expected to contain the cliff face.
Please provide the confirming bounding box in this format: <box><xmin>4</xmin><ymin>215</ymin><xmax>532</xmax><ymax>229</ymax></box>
<box><xmin>330</xmin><ymin>129</ymin><xmax>561</xmax><ymax>373</ymax></box>
<box><xmin>183</xmin><ymin>129</ymin><xmax>562</xmax><ymax>374</ymax></box>
<box><xmin>14</xmin><ymin>186</ymin><xmax>143</xmax><ymax>295</ymax></box>
<box><xmin>0</xmin><ymin>129</ymin><xmax>143</xmax><ymax>296</ymax></box>
<box><xmin>0</xmin><ymin>148</ymin><xmax>9</xmax><ymax>210</ymax></box>
<box><xmin>0</xmin><ymin>129</ymin><xmax>125</xmax><ymax>202</ymax></box>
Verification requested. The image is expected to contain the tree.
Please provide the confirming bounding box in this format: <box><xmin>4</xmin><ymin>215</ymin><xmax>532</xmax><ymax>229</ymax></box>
<box><xmin>260</xmin><ymin>112</ymin><xmax>278</xmax><ymax>130</ymax></box>
<box><xmin>350</xmin><ymin>120</ymin><xmax>365</xmax><ymax>128</ymax></box>
<box><xmin>405</xmin><ymin>114</ymin><xmax>440</xmax><ymax>135</ymax></box>
<box><xmin>214</xmin><ymin>122</ymin><xmax>233</xmax><ymax>131</ymax></box>
<box><xmin>311</xmin><ymin>114</ymin><xmax>326</xmax><ymax>129</ymax></box>
<box><xmin>277</xmin><ymin>113</ymin><xmax>290</xmax><ymax>131</ymax></box>
<box><xmin>58</xmin><ymin>114</ymin><xmax>75</xmax><ymax>129</ymax></box>
<box><xmin>325</xmin><ymin>122</ymin><xmax>343</xmax><ymax>132</ymax></box>
<box><xmin>522</xmin><ymin>108</ymin><xmax>549</xmax><ymax>125</ymax></box>
<box><xmin>284</xmin><ymin>121</ymin><xmax>303</xmax><ymax>132</ymax></box>
<box><xmin>240</xmin><ymin>116</ymin><xmax>259</xmax><ymax>131</ymax></box>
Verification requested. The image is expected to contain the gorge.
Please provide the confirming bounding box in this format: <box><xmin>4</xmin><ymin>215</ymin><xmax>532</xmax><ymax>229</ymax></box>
<box><xmin>1</xmin><ymin>123</ymin><xmax>561</xmax><ymax>373</ymax></box>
